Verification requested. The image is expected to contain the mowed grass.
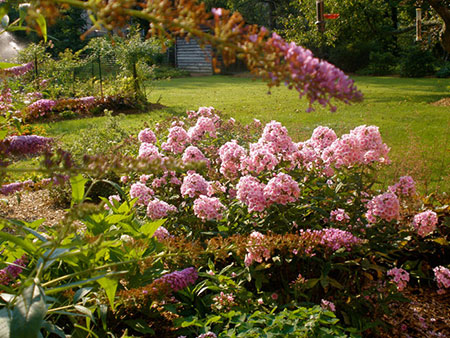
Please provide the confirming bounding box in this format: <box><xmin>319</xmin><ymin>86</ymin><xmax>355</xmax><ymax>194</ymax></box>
<box><xmin>42</xmin><ymin>75</ymin><xmax>450</xmax><ymax>192</ymax></box>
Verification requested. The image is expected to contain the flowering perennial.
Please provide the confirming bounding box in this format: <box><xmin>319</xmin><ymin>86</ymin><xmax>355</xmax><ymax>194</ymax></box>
<box><xmin>180</xmin><ymin>172</ymin><xmax>210</xmax><ymax>198</ymax></box>
<box><xmin>2</xmin><ymin>135</ymin><xmax>53</xmax><ymax>157</ymax></box>
<box><xmin>413</xmin><ymin>210</ymin><xmax>438</xmax><ymax>237</ymax></box>
<box><xmin>264</xmin><ymin>172</ymin><xmax>300</xmax><ymax>205</ymax></box>
<box><xmin>129</xmin><ymin>182</ymin><xmax>154</xmax><ymax>205</ymax></box>
<box><xmin>155</xmin><ymin>267</ymin><xmax>198</xmax><ymax>293</ymax></box>
<box><xmin>387</xmin><ymin>268</ymin><xmax>409</xmax><ymax>291</ymax></box>
<box><xmin>244</xmin><ymin>231</ymin><xmax>271</xmax><ymax>266</ymax></box>
<box><xmin>330</xmin><ymin>208</ymin><xmax>350</xmax><ymax>224</ymax></box>
<box><xmin>138</xmin><ymin>128</ymin><xmax>157</xmax><ymax>144</ymax></box>
<box><xmin>161</xmin><ymin>126</ymin><xmax>190</xmax><ymax>154</ymax></box>
<box><xmin>0</xmin><ymin>62</ymin><xmax>33</xmax><ymax>77</ymax></box>
<box><xmin>146</xmin><ymin>199</ymin><xmax>177</xmax><ymax>220</ymax></box>
<box><xmin>389</xmin><ymin>176</ymin><xmax>416</xmax><ymax>197</ymax></box>
<box><xmin>182</xmin><ymin>146</ymin><xmax>209</xmax><ymax>166</ymax></box>
<box><xmin>193</xmin><ymin>195</ymin><xmax>225</xmax><ymax>220</ymax></box>
<box><xmin>433</xmin><ymin>266</ymin><xmax>450</xmax><ymax>294</ymax></box>
<box><xmin>0</xmin><ymin>255</ymin><xmax>28</xmax><ymax>285</ymax></box>
<box><xmin>365</xmin><ymin>192</ymin><xmax>400</xmax><ymax>223</ymax></box>
<box><xmin>218</xmin><ymin>141</ymin><xmax>247</xmax><ymax>178</ymax></box>
<box><xmin>236</xmin><ymin>175</ymin><xmax>267</xmax><ymax>212</ymax></box>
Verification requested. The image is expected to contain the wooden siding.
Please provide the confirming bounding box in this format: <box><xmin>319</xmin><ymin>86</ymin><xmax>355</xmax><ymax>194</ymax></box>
<box><xmin>176</xmin><ymin>38</ymin><xmax>213</xmax><ymax>74</ymax></box>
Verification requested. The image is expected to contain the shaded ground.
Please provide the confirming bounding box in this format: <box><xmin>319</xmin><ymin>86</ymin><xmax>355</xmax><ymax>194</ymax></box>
<box><xmin>0</xmin><ymin>190</ymin><xmax>449</xmax><ymax>337</ymax></box>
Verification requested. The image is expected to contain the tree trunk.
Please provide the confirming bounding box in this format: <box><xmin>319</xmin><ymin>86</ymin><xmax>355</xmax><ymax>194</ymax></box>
<box><xmin>428</xmin><ymin>0</ymin><xmax>450</xmax><ymax>53</ymax></box>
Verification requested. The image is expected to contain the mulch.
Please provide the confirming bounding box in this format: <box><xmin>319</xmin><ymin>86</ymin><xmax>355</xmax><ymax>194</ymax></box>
<box><xmin>0</xmin><ymin>189</ymin><xmax>449</xmax><ymax>337</ymax></box>
<box><xmin>431</xmin><ymin>97</ymin><xmax>450</xmax><ymax>107</ymax></box>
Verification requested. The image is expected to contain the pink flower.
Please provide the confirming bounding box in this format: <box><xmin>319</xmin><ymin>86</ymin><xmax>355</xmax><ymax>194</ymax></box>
<box><xmin>365</xmin><ymin>192</ymin><xmax>400</xmax><ymax>223</ymax></box>
<box><xmin>413</xmin><ymin>210</ymin><xmax>438</xmax><ymax>237</ymax></box>
<box><xmin>330</xmin><ymin>208</ymin><xmax>350</xmax><ymax>224</ymax></box>
<box><xmin>244</xmin><ymin>231</ymin><xmax>271</xmax><ymax>266</ymax></box>
<box><xmin>218</xmin><ymin>140</ymin><xmax>247</xmax><ymax>179</ymax></box>
<box><xmin>105</xmin><ymin>194</ymin><xmax>121</xmax><ymax>210</ymax></box>
<box><xmin>389</xmin><ymin>176</ymin><xmax>416</xmax><ymax>197</ymax></box>
<box><xmin>241</xmin><ymin>142</ymin><xmax>279</xmax><ymax>174</ymax></box>
<box><xmin>188</xmin><ymin>116</ymin><xmax>217</xmax><ymax>142</ymax></box>
<box><xmin>321</xmin><ymin>134</ymin><xmax>363</xmax><ymax>168</ymax></box>
<box><xmin>433</xmin><ymin>266</ymin><xmax>450</xmax><ymax>293</ymax></box>
<box><xmin>153</xmin><ymin>226</ymin><xmax>172</xmax><ymax>241</ymax></box>
<box><xmin>236</xmin><ymin>175</ymin><xmax>267</xmax><ymax>212</ymax></box>
<box><xmin>264</xmin><ymin>173</ymin><xmax>300</xmax><ymax>205</ymax></box>
<box><xmin>211</xmin><ymin>8</ymin><xmax>223</xmax><ymax>17</ymax></box>
<box><xmin>350</xmin><ymin>125</ymin><xmax>390</xmax><ymax>165</ymax></box>
<box><xmin>138</xmin><ymin>143</ymin><xmax>163</xmax><ymax>163</ymax></box>
<box><xmin>130</xmin><ymin>182</ymin><xmax>154</xmax><ymax>205</ymax></box>
<box><xmin>310</xmin><ymin>126</ymin><xmax>337</xmax><ymax>151</ymax></box>
<box><xmin>320</xmin><ymin>299</ymin><xmax>336</xmax><ymax>312</ymax></box>
<box><xmin>180</xmin><ymin>172</ymin><xmax>210</xmax><ymax>198</ymax></box>
<box><xmin>259</xmin><ymin>121</ymin><xmax>295</xmax><ymax>154</ymax></box>
<box><xmin>271</xmin><ymin>293</ymin><xmax>278</xmax><ymax>300</ymax></box>
<box><xmin>182</xmin><ymin>146</ymin><xmax>209</xmax><ymax>165</ymax></box>
<box><xmin>193</xmin><ymin>195</ymin><xmax>225</xmax><ymax>220</ymax></box>
<box><xmin>387</xmin><ymin>268</ymin><xmax>409</xmax><ymax>291</ymax></box>
<box><xmin>146</xmin><ymin>199</ymin><xmax>177</xmax><ymax>220</ymax></box>
<box><xmin>138</xmin><ymin>128</ymin><xmax>157</xmax><ymax>144</ymax></box>
<box><xmin>162</xmin><ymin>126</ymin><xmax>190</xmax><ymax>154</ymax></box>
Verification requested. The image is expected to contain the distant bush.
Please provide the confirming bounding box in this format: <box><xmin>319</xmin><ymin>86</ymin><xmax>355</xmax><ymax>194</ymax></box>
<box><xmin>151</xmin><ymin>65</ymin><xmax>190</xmax><ymax>79</ymax></box>
<box><xmin>399</xmin><ymin>46</ymin><xmax>436</xmax><ymax>78</ymax></box>
<box><xmin>435</xmin><ymin>63</ymin><xmax>450</xmax><ymax>78</ymax></box>
<box><xmin>357</xmin><ymin>51</ymin><xmax>396</xmax><ymax>76</ymax></box>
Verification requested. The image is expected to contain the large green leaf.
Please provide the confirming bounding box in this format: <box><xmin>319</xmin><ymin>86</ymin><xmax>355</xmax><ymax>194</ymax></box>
<box><xmin>11</xmin><ymin>282</ymin><xmax>47</xmax><ymax>338</ymax></box>
<box><xmin>0</xmin><ymin>231</ymin><xmax>35</xmax><ymax>254</ymax></box>
<box><xmin>97</xmin><ymin>277</ymin><xmax>118</xmax><ymax>310</ymax></box>
<box><xmin>35</xmin><ymin>13</ymin><xmax>47</xmax><ymax>42</ymax></box>
<box><xmin>70</xmin><ymin>174</ymin><xmax>88</xmax><ymax>206</ymax></box>
<box><xmin>141</xmin><ymin>219</ymin><xmax>166</xmax><ymax>236</ymax></box>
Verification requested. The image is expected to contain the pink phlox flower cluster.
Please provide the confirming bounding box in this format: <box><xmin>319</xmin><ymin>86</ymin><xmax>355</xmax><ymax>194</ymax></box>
<box><xmin>1</xmin><ymin>62</ymin><xmax>34</xmax><ymax>77</ymax></box>
<box><xmin>317</xmin><ymin>228</ymin><xmax>363</xmax><ymax>251</ymax></box>
<box><xmin>218</xmin><ymin>140</ymin><xmax>247</xmax><ymax>178</ymax></box>
<box><xmin>387</xmin><ymin>268</ymin><xmax>409</xmax><ymax>291</ymax></box>
<box><xmin>211</xmin><ymin>291</ymin><xmax>236</xmax><ymax>312</ymax></box>
<box><xmin>27</xmin><ymin>99</ymin><xmax>57</xmax><ymax>117</ymax></box>
<box><xmin>193</xmin><ymin>195</ymin><xmax>225</xmax><ymax>220</ymax></box>
<box><xmin>320</xmin><ymin>299</ymin><xmax>336</xmax><ymax>312</ymax></box>
<box><xmin>389</xmin><ymin>176</ymin><xmax>416</xmax><ymax>197</ymax></box>
<box><xmin>182</xmin><ymin>146</ymin><xmax>209</xmax><ymax>165</ymax></box>
<box><xmin>433</xmin><ymin>266</ymin><xmax>450</xmax><ymax>294</ymax></box>
<box><xmin>267</xmin><ymin>33</ymin><xmax>362</xmax><ymax>110</ymax></box>
<box><xmin>0</xmin><ymin>255</ymin><xmax>28</xmax><ymax>285</ymax></box>
<box><xmin>162</xmin><ymin>126</ymin><xmax>190</xmax><ymax>154</ymax></box>
<box><xmin>321</xmin><ymin>134</ymin><xmax>363</xmax><ymax>168</ymax></box>
<box><xmin>310</xmin><ymin>126</ymin><xmax>337</xmax><ymax>151</ymax></box>
<box><xmin>138</xmin><ymin>128</ymin><xmax>157</xmax><ymax>144</ymax></box>
<box><xmin>138</xmin><ymin>143</ymin><xmax>163</xmax><ymax>163</ymax></box>
<box><xmin>156</xmin><ymin>267</ymin><xmax>198</xmax><ymax>293</ymax></box>
<box><xmin>180</xmin><ymin>172</ymin><xmax>210</xmax><ymax>198</ymax></box>
<box><xmin>3</xmin><ymin>135</ymin><xmax>53</xmax><ymax>157</ymax></box>
<box><xmin>236</xmin><ymin>175</ymin><xmax>267</xmax><ymax>212</ymax></box>
<box><xmin>140</xmin><ymin>174</ymin><xmax>151</xmax><ymax>183</ymax></box>
<box><xmin>289</xmin><ymin>141</ymin><xmax>319</xmax><ymax>169</ymax></box>
<box><xmin>188</xmin><ymin>116</ymin><xmax>217</xmax><ymax>142</ymax></box>
<box><xmin>105</xmin><ymin>194</ymin><xmax>121</xmax><ymax>210</ymax></box>
<box><xmin>264</xmin><ymin>173</ymin><xmax>300</xmax><ymax>205</ymax></box>
<box><xmin>151</xmin><ymin>176</ymin><xmax>167</xmax><ymax>189</ymax></box>
<box><xmin>244</xmin><ymin>231</ymin><xmax>271</xmax><ymax>266</ymax></box>
<box><xmin>130</xmin><ymin>182</ymin><xmax>154</xmax><ymax>205</ymax></box>
<box><xmin>413</xmin><ymin>210</ymin><xmax>438</xmax><ymax>237</ymax></box>
<box><xmin>146</xmin><ymin>198</ymin><xmax>177</xmax><ymax>220</ymax></box>
<box><xmin>350</xmin><ymin>125</ymin><xmax>390</xmax><ymax>165</ymax></box>
<box><xmin>187</xmin><ymin>106</ymin><xmax>218</xmax><ymax>120</ymax></box>
<box><xmin>241</xmin><ymin>142</ymin><xmax>279</xmax><ymax>174</ymax></box>
<box><xmin>259</xmin><ymin>120</ymin><xmax>295</xmax><ymax>154</ymax></box>
<box><xmin>153</xmin><ymin>226</ymin><xmax>172</xmax><ymax>241</ymax></box>
<box><xmin>365</xmin><ymin>192</ymin><xmax>400</xmax><ymax>223</ymax></box>
<box><xmin>197</xmin><ymin>332</ymin><xmax>217</xmax><ymax>338</ymax></box>
<box><xmin>330</xmin><ymin>208</ymin><xmax>350</xmax><ymax>224</ymax></box>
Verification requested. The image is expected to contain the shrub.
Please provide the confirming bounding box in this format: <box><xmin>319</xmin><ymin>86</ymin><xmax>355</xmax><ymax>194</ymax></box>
<box><xmin>399</xmin><ymin>46</ymin><xmax>436</xmax><ymax>78</ymax></box>
<box><xmin>435</xmin><ymin>63</ymin><xmax>450</xmax><ymax>78</ymax></box>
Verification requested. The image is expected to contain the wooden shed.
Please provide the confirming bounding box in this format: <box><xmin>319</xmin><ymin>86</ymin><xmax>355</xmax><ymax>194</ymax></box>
<box><xmin>175</xmin><ymin>37</ymin><xmax>213</xmax><ymax>75</ymax></box>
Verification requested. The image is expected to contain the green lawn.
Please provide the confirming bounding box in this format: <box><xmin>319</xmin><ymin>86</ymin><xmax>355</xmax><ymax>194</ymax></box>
<box><xmin>0</xmin><ymin>61</ymin><xmax>19</xmax><ymax>69</ymax></box>
<box><xmin>41</xmin><ymin>75</ymin><xmax>450</xmax><ymax>192</ymax></box>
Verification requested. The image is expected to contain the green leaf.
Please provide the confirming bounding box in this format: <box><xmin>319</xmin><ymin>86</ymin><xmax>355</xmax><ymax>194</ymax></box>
<box><xmin>0</xmin><ymin>231</ymin><xmax>35</xmax><ymax>254</ymax></box>
<box><xmin>41</xmin><ymin>321</ymin><xmax>65</xmax><ymax>338</ymax></box>
<box><xmin>35</xmin><ymin>14</ymin><xmax>47</xmax><ymax>42</ymax></box>
<box><xmin>73</xmin><ymin>287</ymin><xmax>93</xmax><ymax>304</ymax></box>
<box><xmin>124</xmin><ymin>319</ymin><xmax>155</xmax><ymax>334</ymax></box>
<box><xmin>11</xmin><ymin>282</ymin><xmax>47</xmax><ymax>338</ymax></box>
<box><xmin>141</xmin><ymin>219</ymin><xmax>166</xmax><ymax>236</ymax></box>
<box><xmin>70</xmin><ymin>174</ymin><xmax>88</xmax><ymax>206</ymax></box>
<box><xmin>97</xmin><ymin>277</ymin><xmax>118</xmax><ymax>310</ymax></box>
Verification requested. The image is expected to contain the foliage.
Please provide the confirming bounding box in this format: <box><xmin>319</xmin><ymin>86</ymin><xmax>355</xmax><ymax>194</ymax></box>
<box><xmin>399</xmin><ymin>45</ymin><xmax>436</xmax><ymax>77</ymax></box>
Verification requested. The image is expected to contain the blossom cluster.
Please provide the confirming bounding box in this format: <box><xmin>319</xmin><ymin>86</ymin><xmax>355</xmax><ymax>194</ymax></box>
<box><xmin>147</xmin><ymin>198</ymin><xmax>177</xmax><ymax>220</ymax></box>
<box><xmin>193</xmin><ymin>195</ymin><xmax>225</xmax><ymax>220</ymax></box>
<box><xmin>365</xmin><ymin>192</ymin><xmax>400</xmax><ymax>223</ymax></box>
<box><xmin>244</xmin><ymin>231</ymin><xmax>271</xmax><ymax>266</ymax></box>
<box><xmin>0</xmin><ymin>88</ymin><xmax>13</xmax><ymax>113</ymax></box>
<box><xmin>433</xmin><ymin>266</ymin><xmax>450</xmax><ymax>294</ymax></box>
<box><xmin>387</xmin><ymin>268</ymin><xmax>410</xmax><ymax>291</ymax></box>
<box><xmin>321</xmin><ymin>299</ymin><xmax>336</xmax><ymax>312</ymax></box>
<box><xmin>26</xmin><ymin>99</ymin><xmax>57</xmax><ymax>118</ymax></box>
<box><xmin>389</xmin><ymin>176</ymin><xmax>416</xmax><ymax>197</ymax></box>
<box><xmin>413</xmin><ymin>210</ymin><xmax>438</xmax><ymax>237</ymax></box>
<box><xmin>211</xmin><ymin>291</ymin><xmax>236</xmax><ymax>312</ymax></box>
<box><xmin>301</xmin><ymin>228</ymin><xmax>364</xmax><ymax>252</ymax></box>
<box><xmin>0</xmin><ymin>255</ymin><xmax>28</xmax><ymax>285</ymax></box>
<box><xmin>330</xmin><ymin>208</ymin><xmax>350</xmax><ymax>224</ymax></box>
<box><xmin>0</xmin><ymin>62</ymin><xmax>34</xmax><ymax>77</ymax></box>
<box><xmin>2</xmin><ymin>135</ymin><xmax>53</xmax><ymax>157</ymax></box>
<box><xmin>0</xmin><ymin>175</ymin><xmax>68</xmax><ymax>196</ymax></box>
<box><xmin>155</xmin><ymin>267</ymin><xmax>198</xmax><ymax>293</ymax></box>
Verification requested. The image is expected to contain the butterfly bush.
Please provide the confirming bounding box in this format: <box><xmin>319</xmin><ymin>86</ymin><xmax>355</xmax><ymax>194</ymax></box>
<box><xmin>0</xmin><ymin>62</ymin><xmax>34</xmax><ymax>77</ymax></box>
<box><xmin>413</xmin><ymin>210</ymin><xmax>438</xmax><ymax>237</ymax></box>
<box><xmin>0</xmin><ymin>255</ymin><xmax>28</xmax><ymax>285</ymax></box>
<box><xmin>155</xmin><ymin>267</ymin><xmax>198</xmax><ymax>292</ymax></box>
<box><xmin>1</xmin><ymin>135</ymin><xmax>53</xmax><ymax>158</ymax></box>
<box><xmin>27</xmin><ymin>99</ymin><xmax>57</xmax><ymax>118</ymax></box>
<box><xmin>387</xmin><ymin>268</ymin><xmax>409</xmax><ymax>291</ymax></box>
